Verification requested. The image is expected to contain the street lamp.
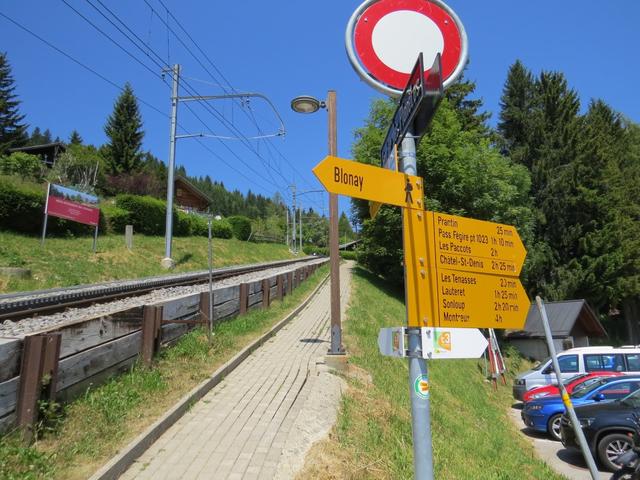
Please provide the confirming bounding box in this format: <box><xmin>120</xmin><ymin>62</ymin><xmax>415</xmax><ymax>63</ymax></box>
<box><xmin>291</xmin><ymin>92</ymin><xmax>344</xmax><ymax>356</ymax></box>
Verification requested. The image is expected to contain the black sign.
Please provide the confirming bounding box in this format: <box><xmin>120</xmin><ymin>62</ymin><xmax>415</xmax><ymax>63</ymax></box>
<box><xmin>380</xmin><ymin>53</ymin><xmax>443</xmax><ymax>170</ymax></box>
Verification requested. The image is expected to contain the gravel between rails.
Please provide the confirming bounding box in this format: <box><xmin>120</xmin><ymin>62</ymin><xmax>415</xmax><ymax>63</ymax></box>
<box><xmin>0</xmin><ymin>259</ymin><xmax>326</xmax><ymax>338</ymax></box>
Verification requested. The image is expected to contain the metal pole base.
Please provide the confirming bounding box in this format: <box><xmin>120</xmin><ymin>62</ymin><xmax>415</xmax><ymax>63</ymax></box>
<box><xmin>160</xmin><ymin>257</ymin><xmax>176</xmax><ymax>269</ymax></box>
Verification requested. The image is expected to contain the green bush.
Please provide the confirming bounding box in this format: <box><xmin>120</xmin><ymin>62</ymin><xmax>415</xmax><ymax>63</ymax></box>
<box><xmin>174</xmin><ymin>210</ymin><xmax>192</xmax><ymax>236</ymax></box>
<box><xmin>0</xmin><ymin>176</ymin><xmax>44</xmax><ymax>234</ymax></box>
<box><xmin>227</xmin><ymin>215</ymin><xmax>252</xmax><ymax>240</ymax></box>
<box><xmin>114</xmin><ymin>194</ymin><xmax>166</xmax><ymax>235</ymax></box>
<box><xmin>303</xmin><ymin>245</ymin><xmax>328</xmax><ymax>256</ymax></box>
<box><xmin>340</xmin><ymin>250</ymin><xmax>358</xmax><ymax>260</ymax></box>
<box><xmin>0</xmin><ymin>176</ymin><xmax>106</xmax><ymax>236</ymax></box>
<box><xmin>211</xmin><ymin>218</ymin><xmax>233</xmax><ymax>239</ymax></box>
<box><xmin>101</xmin><ymin>203</ymin><xmax>130</xmax><ymax>234</ymax></box>
<box><xmin>0</xmin><ymin>152</ymin><xmax>43</xmax><ymax>180</ymax></box>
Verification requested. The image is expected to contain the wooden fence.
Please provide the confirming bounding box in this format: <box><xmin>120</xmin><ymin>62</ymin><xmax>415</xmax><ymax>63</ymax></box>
<box><xmin>0</xmin><ymin>260</ymin><xmax>326</xmax><ymax>438</ymax></box>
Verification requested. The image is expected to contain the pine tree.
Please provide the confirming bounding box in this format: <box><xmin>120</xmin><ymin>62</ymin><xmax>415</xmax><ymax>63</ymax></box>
<box><xmin>0</xmin><ymin>52</ymin><xmax>27</xmax><ymax>154</ymax></box>
<box><xmin>498</xmin><ymin>60</ymin><xmax>536</xmax><ymax>166</ymax></box>
<box><xmin>103</xmin><ymin>83</ymin><xmax>144</xmax><ymax>174</ymax></box>
<box><xmin>69</xmin><ymin>130</ymin><xmax>83</xmax><ymax>145</ymax></box>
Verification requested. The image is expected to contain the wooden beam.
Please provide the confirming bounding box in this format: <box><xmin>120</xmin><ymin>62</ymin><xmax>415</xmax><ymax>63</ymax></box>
<box><xmin>239</xmin><ymin>283</ymin><xmax>249</xmax><ymax>315</ymax></box>
<box><xmin>262</xmin><ymin>278</ymin><xmax>270</xmax><ymax>308</ymax></box>
<box><xmin>276</xmin><ymin>274</ymin><xmax>284</xmax><ymax>300</ymax></box>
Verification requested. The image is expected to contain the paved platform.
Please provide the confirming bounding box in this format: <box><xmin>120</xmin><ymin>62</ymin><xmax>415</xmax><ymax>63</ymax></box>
<box><xmin>120</xmin><ymin>262</ymin><xmax>353</xmax><ymax>480</ymax></box>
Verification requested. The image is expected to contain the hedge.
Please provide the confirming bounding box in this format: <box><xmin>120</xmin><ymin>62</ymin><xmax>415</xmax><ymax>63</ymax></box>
<box><xmin>114</xmin><ymin>194</ymin><xmax>166</xmax><ymax>235</ymax></box>
<box><xmin>0</xmin><ymin>176</ymin><xmax>106</xmax><ymax>236</ymax></box>
<box><xmin>227</xmin><ymin>215</ymin><xmax>252</xmax><ymax>240</ymax></box>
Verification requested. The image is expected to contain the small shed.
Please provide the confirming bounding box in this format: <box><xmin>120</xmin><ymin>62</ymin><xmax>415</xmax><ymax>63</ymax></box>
<box><xmin>174</xmin><ymin>176</ymin><xmax>211</xmax><ymax>213</ymax></box>
<box><xmin>8</xmin><ymin>142</ymin><xmax>66</xmax><ymax>167</ymax></box>
<box><xmin>505</xmin><ymin>300</ymin><xmax>607</xmax><ymax>361</ymax></box>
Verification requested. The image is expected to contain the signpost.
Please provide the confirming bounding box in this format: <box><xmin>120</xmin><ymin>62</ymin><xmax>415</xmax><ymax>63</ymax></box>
<box><xmin>380</xmin><ymin>53</ymin><xmax>443</xmax><ymax>170</ymax></box>
<box><xmin>378</xmin><ymin>327</ymin><xmax>488</xmax><ymax>359</ymax></box>
<box><xmin>312</xmin><ymin>155</ymin><xmax>424</xmax><ymax>210</ymax></box>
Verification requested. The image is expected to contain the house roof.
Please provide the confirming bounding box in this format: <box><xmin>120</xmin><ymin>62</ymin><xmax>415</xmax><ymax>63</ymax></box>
<box><xmin>8</xmin><ymin>142</ymin><xmax>66</xmax><ymax>155</ymax></box>
<box><xmin>175</xmin><ymin>175</ymin><xmax>212</xmax><ymax>205</ymax></box>
<box><xmin>505</xmin><ymin>299</ymin><xmax>607</xmax><ymax>339</ymax></box>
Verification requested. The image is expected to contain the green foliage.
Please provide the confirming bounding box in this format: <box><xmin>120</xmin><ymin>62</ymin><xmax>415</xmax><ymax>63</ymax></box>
<box><xmin>210</xmin><ymin>218</ymin><xmax>233</xmax><ymax>239</ymax></box>
<box><xmin>302</xmin><ymin>245</ymin><xmax>328</xmax><ymax>256</ymax></box>
<box><xmin>114</xmin><ymin>194</ymin><xmax>165</xmax><ymax>235</ymax></box>
<box><xmin>227</xmin><ymin>215</ymin><xmax>252</xmax><ymax>240</ymax></box>
<box><xmin>0</xmin><ymin>434</ymin><xmax>56</xmax><ymax>479</ymax></box>
<box><xmin>68</xmin><ymin>130</ymin><xmax>83</xmax><ymax>145</ymax></box>
<box><xmin>100</xmin><ymin>203</ymin><xmax>130</xmax><ymax>233</ymax></box>
<box><xmin>352</xmin><ymin>96</ymin><xmax>533</xmax><ymax>283</ymax></box>
<box><xmin>0</xmin><ymin>52</ymin><xmax>28</xmax><ymax>154</ymax></box>
<box><xmin>340</xmin><ymin>250</ymin><xmax>357</xmax><ymax>260</ymax></box>
<box><xmin>46</xmin><ymin>144</ymin><xmax>103</xmax><ymax>193</ymax></box>
<box><xmin>0</xmin><ymin>175</ymin><xmax>43</xmax><ymax>233</ymax></box>
<box><xmin>103</xmin><ymin>83</ymin><xmax>144</xmax><ymax>175</ymax></box>
<box><xmin>0</xmin><ymin>152</ymin><xmax>43</xmax><ymax>180</ymax></box>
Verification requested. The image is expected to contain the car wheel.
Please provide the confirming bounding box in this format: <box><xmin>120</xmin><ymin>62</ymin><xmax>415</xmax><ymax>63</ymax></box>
<box><xmin>598</xmin><ymin>433</ymin><xmax>633</xmax><ymax>472</ymax></box>
<box><xmin>547</xmin><ymin>414</ymin><xmax>563</xmax><ymax>441</ymax></box>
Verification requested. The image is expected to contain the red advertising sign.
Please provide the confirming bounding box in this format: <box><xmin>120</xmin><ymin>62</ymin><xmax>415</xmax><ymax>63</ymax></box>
<box><xmin>45</xmin><ymin>183</ymin><xmax>100</xmax><ymax>226</ymax></box>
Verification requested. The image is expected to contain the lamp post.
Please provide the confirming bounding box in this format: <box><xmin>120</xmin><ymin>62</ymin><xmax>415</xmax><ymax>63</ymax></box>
<box><xmin>291</xmin><ymin>92</ymin><xmax>344</xmax><ymax>355</ymax></box>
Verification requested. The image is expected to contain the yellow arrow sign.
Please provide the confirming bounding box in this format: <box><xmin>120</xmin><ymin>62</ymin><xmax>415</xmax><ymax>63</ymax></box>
<box><xmin>427</xmin><ymin>212</ymin><xmax>527</xmax><ymax>276</ymax></box>
<box><xmin>313</xmin><ymin>156</ymin><xmax>424</xmax><ymax>210</ymax></box>
<box><xmin>433</xmin><ymin>269</ymin><xmax>529</xmax><ymax>329</ymax></box>
<box><xmin>369</xmin><ymin>201</ymin><xmax>382</xmax><ymax>219</ymax></box>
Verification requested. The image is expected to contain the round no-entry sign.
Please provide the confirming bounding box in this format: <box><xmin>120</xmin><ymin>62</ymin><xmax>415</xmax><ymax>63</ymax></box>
<box><xmin>345</xmin><ymin>0</ymin><xmax>468</xmax><ymax>96</ymax></box>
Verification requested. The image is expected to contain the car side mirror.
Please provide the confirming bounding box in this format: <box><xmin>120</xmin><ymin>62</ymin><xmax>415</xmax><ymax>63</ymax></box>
<box><xmin>593</xmin><ymin>393</ymin><xmax>606</xmax><ymax>402</ymax></box>
<box><xmin>542</xmin><ymin>366</ymin><xmax>553</xmax><ymax>375</ymax></box>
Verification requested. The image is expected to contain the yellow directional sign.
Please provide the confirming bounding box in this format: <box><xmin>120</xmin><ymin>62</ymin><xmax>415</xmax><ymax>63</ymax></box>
<box><xmin>313</xmin><ymin>156</ymin><xmax>424</xmax><ymax>210</ymax></box>
<box><xmin>427</xmin><ymin>212</ymin><xmax>527</xmax><ymax>276</ymax></box>
<box><xmin>369</xmin><ymin>201</ymin><xmax>382</xmax><ymax>219</ymax></box>
<box><xmin>432</xmin><ymin>269</ymin><xmax>529</xmax><ymax>329</ymax></box>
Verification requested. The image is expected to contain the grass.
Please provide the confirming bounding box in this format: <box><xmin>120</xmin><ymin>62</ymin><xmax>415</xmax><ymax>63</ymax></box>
<box><xmin>0</xmin><ymin>231</ymin><xmax>296</xmax><ymax>293</ymax></box>
<box><xmin>297</xmin><ymin>267</ymin><xmax>564</xmax><ymax>480</ymax></box>
<box><xmin>0</xmin><ymin>264</ymin><xmax>328</xmax><ymax>480</ymax></box>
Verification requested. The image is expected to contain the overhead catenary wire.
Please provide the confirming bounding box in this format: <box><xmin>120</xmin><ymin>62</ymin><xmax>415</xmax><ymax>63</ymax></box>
<box><xmin>85</xmin><ymin>0</ymin><xmax>292</xmax><ymax>196</ymax></box>
<box><xmin>147</xmin><ymin>0</ymin><xmax>319</xmax><ymax>193</ymax></box>
<box><xmin>60</xmin><ymin>0</ymin><xmax>291</xmax><ymax>199</ymax></box>
<box><xmin>0</xmin><ymin>9</ymin><xmax>281</xmax><ymax>198</ymax></box>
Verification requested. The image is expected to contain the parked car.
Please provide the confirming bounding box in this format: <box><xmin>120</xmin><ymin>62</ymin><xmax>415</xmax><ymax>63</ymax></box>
<box><xmin>523</xmin><ymin>371</ymin><xmax>624</xmax><ymax>402</ymax></box>
<box><xmin>513</xmin><ymin>346</ymin><xmax>640</xmax><ymax>401</ymax></box>
<box><xmin>521</xmin><ymin>376</ymin><xmax>640</xmax><ymax>441</ymax></box>
<box><xmin>560</xmin><ymin>387</ymin><xmax>640</xmax><ymax>471</ymax></box>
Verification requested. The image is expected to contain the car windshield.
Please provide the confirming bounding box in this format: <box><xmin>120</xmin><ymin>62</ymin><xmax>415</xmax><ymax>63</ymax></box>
<box><xmin>621</xmin><ymin>389</ymin><xmax>640</xmax><ymax>408</ymax></box>
<box><xmin>564</xmin><ymin>374</ymin><xmax>587</xmax><ymax>386</ymax></box>
<box><xmin>572</xmin><ymin>377</ymin><xmax>604</xmax><ymax>394</ymax></box>
<box><xmin>571</xmin><ymin>378</ymin><xmax>611</xmax><ymax>399</ymax></box>
<box><xmin>531</xmin><ymin>358</ymin><xmax>550</xmax><ymax>371</ymax></box>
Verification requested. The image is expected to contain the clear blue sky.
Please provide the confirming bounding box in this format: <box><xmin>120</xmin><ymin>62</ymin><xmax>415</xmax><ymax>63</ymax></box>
<box><xmin>1</xmin><ymin>1</ymin><xmax>639</xmax><ymax>216</ymax></box>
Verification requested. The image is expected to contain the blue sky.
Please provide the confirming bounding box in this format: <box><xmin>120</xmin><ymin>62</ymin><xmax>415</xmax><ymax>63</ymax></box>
<box><xmin>1</xmin><ymin>1</ymin><xmax>639</xmax><ymax>216</ymax></box>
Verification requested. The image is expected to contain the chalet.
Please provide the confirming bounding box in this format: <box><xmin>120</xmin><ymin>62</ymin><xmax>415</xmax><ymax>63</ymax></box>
<box><xmin>175</xmin><ymin>175</ymin><xmax>211</xmax><ymax>213</ymax></box>
<box><xmin>505</xmin><ymin>299</ymin><xmax>608</xmax><ymax>361</ymax></box>
<box><xmin>8</xmin><ymin>142</ymin><xmax>66</xmax><ymax>167</ymax></box>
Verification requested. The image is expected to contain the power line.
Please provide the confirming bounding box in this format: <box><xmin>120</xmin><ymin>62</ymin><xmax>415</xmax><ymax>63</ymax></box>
<box><xmin>64</xmin><ymin>0</ymin><xmax>291</xmax><ymax>198</ymax></box>
<box><xmin>0</xmin><ymin>9</ymin><xmax>281</xmax><ymax>198</ymax></box>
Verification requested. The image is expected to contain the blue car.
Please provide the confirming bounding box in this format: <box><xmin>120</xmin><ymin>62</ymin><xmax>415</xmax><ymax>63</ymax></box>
<box><xmin>521</xmin><ymin>376</ymin><xmax>640</xmax><ymax>441</ymax></box>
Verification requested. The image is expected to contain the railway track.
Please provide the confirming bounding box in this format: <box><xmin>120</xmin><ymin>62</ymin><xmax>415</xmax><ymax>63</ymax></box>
<box><xmin>0</xmin><ymin>257</ymin><xmax>318</xmax><ymax>323</ymax></box>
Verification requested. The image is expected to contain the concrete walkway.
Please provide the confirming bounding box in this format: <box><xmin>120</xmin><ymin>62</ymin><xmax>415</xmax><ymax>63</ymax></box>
<box><xmin>120</xmin><ymin>262</ymin><xmax>353</xmax><ymax>480</ymax></box>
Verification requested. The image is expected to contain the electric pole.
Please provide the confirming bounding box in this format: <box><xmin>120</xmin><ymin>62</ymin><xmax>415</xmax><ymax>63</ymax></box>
<box><xmin>162</xmin><ymin>64</ymin><xmax>180</xmax><ymax>269</ymax></box>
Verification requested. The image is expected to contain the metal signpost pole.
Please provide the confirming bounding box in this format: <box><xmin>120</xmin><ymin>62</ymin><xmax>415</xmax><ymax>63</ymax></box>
<box><xmin>536</xmin><ymin>296</ymin><xmax>599</xmax><ymax>480</ymax></box>
<box><xmin>299</xmin><ymin>203</ymin><xmax>303</xmax><ymax>253</ymax></box>
<box><xmin>401</xmin><ymin>133</ymin><xmax>433</xmax><ymax>480</ymax></box>
<box><xmin>41</xmin><ymin>183</ymin><xmax>51</xmax><ymax>247</ymax></box>
<box><xmin>93</xmin><ymin>225</ymin><xmax>99</xmax><ymax>253</ymax></box>
<box><xmin>327</xmin><ymin>91</ymin><xmax>343</xmax><ymax>354</ymax></box>
<box><xmin>162</xmin><ymin>64</ymin><xmax>180</xmax><ymax>269</ymax></box>
<box><xmin>207</xmin><ymin>217</ymin><xmax>214</xmax><ymax>343</ymax></box>
<box><xmin>291</xmin><ymin>185</ymin><xmax>297</xmax><ymax>254</ymax></box>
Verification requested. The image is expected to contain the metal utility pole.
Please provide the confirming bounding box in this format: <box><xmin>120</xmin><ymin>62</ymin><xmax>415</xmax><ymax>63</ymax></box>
<box><xmin>401</xmin><ymin>132</ymin><xmax>434</xmax><ymax>479</ymax></box>
<box><xmin>285</xmin><ymin>207</ymin><xmax>290</xmax><ymax>250</ymax></box>
<box><xmin>327</xmin><ymin>91</ymin><xmax>343</xmax><ymax>354</ymax></box>
<box><xmin>299</xmin><ymin>203</ymin><xmax>303</xmax><ymax>253</ymax></box>
<box><xmin>290</xmin><ymin>185</ymin><xmax>297</xmax><ymax>254</ymax></box>
<box><xmin>162</xmin><ymin>64</ymin><xmax>180</xmax><ymax>269</ymax></box>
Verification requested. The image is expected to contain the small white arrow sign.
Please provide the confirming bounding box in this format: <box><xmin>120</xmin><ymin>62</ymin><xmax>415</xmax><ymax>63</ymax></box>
<box><xmin>422</xmin><ymin>328</ymin><xmax>488</xmax><ymax>359</ymax></box>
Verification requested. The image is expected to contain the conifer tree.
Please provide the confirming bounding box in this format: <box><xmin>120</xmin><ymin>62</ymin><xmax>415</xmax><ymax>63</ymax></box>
<box><xmin>103</xmin><ymin>83</ymin><xmax>144</xmax><ymax>174</ymax></box>
<box><xmin>0</xmin><ymin>52</ymin><xmax>27</xmax><ymax>154</ymax></box>
<box><xmin>69</xmin><ymin>130</ymin><xmax>83</xmax><ymax>145</ymax></box>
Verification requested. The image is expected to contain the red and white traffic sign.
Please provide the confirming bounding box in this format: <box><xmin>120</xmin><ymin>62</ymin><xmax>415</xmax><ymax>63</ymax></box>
<box><xmin>346</xmin><ymin>0</ymin><xmax>467</xmax><ymax>96</ymax></box>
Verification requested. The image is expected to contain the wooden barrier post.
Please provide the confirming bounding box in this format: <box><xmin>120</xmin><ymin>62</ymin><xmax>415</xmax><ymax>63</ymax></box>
<box><xmin>199</xmin><ymin>291</ymin><xmax>213</xmax><ymax>330</ymax></box>
<box><xmin>286</xmin><ymin>272</ymin><xmax>293</xmax><ymax>295</ymax></box>
<box><xmin>141</xmin><ymin>305</ymin><xmax>162</xmax><ymax>366</ymax></box>
<box><xmin>262</xmin><ymin>279</ymin><xmax>271</xmax><ymax>308</ymax></box>
<box><xmin>16</xmin><ymin>333</ymin><xmax>61</xmax><ymax>442</ymax></box>
<box><xmin>239</xmin><ymin>283</ymin><xmax>249</xmax><ymax>315</ymax></box>
<box><xmin>276</xmin><ymin>275</ymin><xmax>284</xmax><ymax>300</ymax></box>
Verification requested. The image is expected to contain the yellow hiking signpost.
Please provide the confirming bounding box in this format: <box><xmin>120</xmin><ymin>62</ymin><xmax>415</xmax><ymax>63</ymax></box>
<box><xmin>312</xmin><ymin>155</ymin><xmax>424</xmax><ymax>210</ymax></box>
<box><xmin>312</xmin><ymin>155</ymin><xmax>530</xmax><ymax>331</ymax></box>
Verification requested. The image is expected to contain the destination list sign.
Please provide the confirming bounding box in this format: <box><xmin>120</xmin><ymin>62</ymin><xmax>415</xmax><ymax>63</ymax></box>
<box><xmin>427</xmin><ymin>212</ymin><xmax>526</xmax><ymax>277</ymax></box>
<box><xmin>434</xmin><ymin>268</ymin><xmax>528</xmax><ymax>329</ymax></box>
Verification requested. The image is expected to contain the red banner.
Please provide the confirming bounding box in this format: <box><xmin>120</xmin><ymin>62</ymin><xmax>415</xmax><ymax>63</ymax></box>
<box><xmin>45</xmin><ymin>184</ymin><xmax>100</xmax><ymax>226</ymax></box>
